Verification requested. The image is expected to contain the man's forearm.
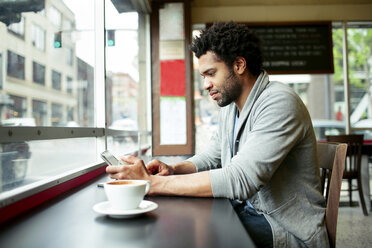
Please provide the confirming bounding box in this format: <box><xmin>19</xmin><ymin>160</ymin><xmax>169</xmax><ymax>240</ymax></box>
<box><xmin>171</xmin><ymin>161</ymin><xmax>197</xmax><ymax>174</ymax></box>
<box><xmin>149</xmin><ymin>171</ymin><xmax>213</xmax><ymax>197</ymax></box>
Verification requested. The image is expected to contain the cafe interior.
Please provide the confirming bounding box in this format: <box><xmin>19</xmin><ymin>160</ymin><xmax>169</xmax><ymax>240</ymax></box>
<box><xmin>0</xmin><ymin>0</ymin><xmax>372</xmax><ymax>247</ymax></box>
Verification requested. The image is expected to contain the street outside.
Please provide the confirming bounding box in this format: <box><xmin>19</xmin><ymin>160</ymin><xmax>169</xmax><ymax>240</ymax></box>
<box><xmin>0</xmin><ymin>138</ymin><xmax>139</xmax><ymax>192</ymax></box>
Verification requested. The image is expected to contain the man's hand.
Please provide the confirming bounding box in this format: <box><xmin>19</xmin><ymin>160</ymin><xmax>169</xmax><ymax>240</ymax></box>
<box><xmin>106</xmin><ymin>156</ymin><xmax>212</xmax><ymax>197</ymax></box>
<box><xmin>106</xmin><ymin>155</ymin><xmax>150</xmax><ymax>180</ymax></box>
<box><xmin>146</xmin><ymin>159</ymin><xmax>174</xmax><ymax>176</ymax></box>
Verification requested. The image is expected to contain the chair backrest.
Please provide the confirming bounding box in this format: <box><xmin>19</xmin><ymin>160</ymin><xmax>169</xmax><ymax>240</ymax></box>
<box><xmin>326</xmin><ymin>134</ymin><xmax>363</xmax><ymax>178</ymax></box>
<box><xmin>317</xmin><ymin>142</ymin><xmax>347</xmax><ymax>248</ymax></box>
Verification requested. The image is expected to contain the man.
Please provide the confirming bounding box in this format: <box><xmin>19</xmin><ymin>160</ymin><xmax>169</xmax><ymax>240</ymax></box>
<box><xmin>106</xmin><ymin>21</ymin><xmax>329</xmax><ymax>247</ymax></box>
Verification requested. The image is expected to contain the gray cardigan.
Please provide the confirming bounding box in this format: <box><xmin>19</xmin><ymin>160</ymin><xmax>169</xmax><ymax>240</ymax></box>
<box><xmin>188</xmin><ymin>71</ymin><xmax>329</xmax><ymax>247</ymax></box>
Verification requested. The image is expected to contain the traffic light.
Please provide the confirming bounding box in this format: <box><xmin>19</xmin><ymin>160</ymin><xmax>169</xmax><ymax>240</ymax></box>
<box><xmin>107</xmin><ymin>30</ymin><xmax>115</xmax><ymax>46</ymax></box>
<box><xmin>54</xmin><ymin>31</ymin><xmax>62</xmax><ymax>48</ymax></box>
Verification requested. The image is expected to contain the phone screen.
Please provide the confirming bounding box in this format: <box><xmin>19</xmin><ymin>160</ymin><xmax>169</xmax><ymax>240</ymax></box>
<box><xmin>101</xmin><ymin>151</ymin><xmax>123</xmax><ymax>166</ymax></box>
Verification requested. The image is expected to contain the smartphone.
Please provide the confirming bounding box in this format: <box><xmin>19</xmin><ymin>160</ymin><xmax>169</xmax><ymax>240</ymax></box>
<box><xmin>98</xmin><ymin>151</ymin><xmax>126</xmax><ymax>187</ymax></box>
<box><xmin>100</xmin><ymin>150</ymin><xmax>126</xmax><ymax>166</ymax></box>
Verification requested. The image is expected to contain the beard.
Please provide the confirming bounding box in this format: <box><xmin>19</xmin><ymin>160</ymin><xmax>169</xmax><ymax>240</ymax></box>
<box><xmin>216</xmin><ymin>69</ymin><xmax>242</xmax><ymax>107</ymax></box>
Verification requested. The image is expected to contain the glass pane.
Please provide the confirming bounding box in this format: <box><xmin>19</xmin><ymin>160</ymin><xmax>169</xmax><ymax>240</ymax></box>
<box><xmin>270</xmin><ymin>73</ymin><xmax>347</xmax><ymax>140</ymax></box>
<box><xmin>0</xmin><ymin>138</ymin><xmax>98</xmax><ymax>193</ymax></box>
<box><xmin>347</xmin><ymin>24</ymin><xmax>372</xmax><ymax>140</ymax></box>
<box><xmin>0</xmin><ymin>0</ymin><xmax>106</xmax><ymax>197</ymax></box>
<box><xmin>0</xmin><ymin>0</ymin><xmax>96</xmax><ymax>127</ymax></box>
<box><xmin>105</xmin><ymin>4</ymin><xmax>138</xmax><ymax>128</ymax></box>
<box><xmin>31</xmin><ymin>23</ymin><xmax>45</xmax><ymax>51</ymax></box>
<box><xmin>8</xmin><ymin>95</ymin><xmax>27</xmax><ymax>119</ymax></box>
<box><xmin>32</xmin><ymin>100</ymin><xmax>47</xmax><ymax>126</ymax></box>
<box><xmin>104</xmin><ymin>1</ymin><xmax>151</xmax><ymax>154</ymax></box>
<box><xmin>7</xmin><ymin>50</ymin><xmax>25</xmax><ymax>79</ymax></box>
<box><xmin>52</xmin><ymin>70</ymin><xmax>62</xmax><ymax>90</ymax></box>
<box><xmin>193</xmin><ymin>25</ymin><xmax>351</xmax><ymax>146</ymax></box>
<box><xmin>192</xmin><ymin>29</ymin><xmax>220</xmax><ymax>153</ymax></box>
<box><xmin>51</xmin><ymin>103</ymin><xmax>63</xmax><ymax>126</ymax></box>
<box><xmin>263</xmin><ymin>26</ymin><xmax>350</xmax><ymax>141</ymax></box>
<box><xmin>49</xmin><ymin>6</ymin><xmax>62</xmax><ymax>28</ymax></box>
<box><xmin>33</xmin><ymin>61</ymin><xmax>46</xmax><ymax>85</ymax></box>
<box><xmin>66</xmin><ymin>76</ymin><xmax>73</xmax><ymax>94</ymax></box>
<box><xmin>107</xmin><ymin>135</ymin><xmax>140</xmax><ymax>157</ymax></box>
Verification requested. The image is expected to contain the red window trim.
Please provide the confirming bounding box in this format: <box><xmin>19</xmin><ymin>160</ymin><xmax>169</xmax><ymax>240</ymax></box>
<box><xmin>0</xmin><ymin>165</ymin><xmax>106</xmax><ymax>224</ymax></box>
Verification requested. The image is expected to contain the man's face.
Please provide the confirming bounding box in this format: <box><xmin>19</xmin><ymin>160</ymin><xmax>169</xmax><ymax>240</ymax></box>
<box><xmin>198</xmin><ymin>51</ymin><xmax>242</xmax><ymax>107</ymax></box>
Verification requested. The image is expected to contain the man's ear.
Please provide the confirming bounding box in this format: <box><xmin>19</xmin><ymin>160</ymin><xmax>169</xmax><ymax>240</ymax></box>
<box><xmin>233</xmin><ymin>56</ymin><xmax>246</xmax><ymax>75</ymax></box>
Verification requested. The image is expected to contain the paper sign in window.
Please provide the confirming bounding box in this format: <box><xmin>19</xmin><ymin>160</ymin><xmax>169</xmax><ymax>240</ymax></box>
<box><xmin>159</xmin><ymin>3</ymin><xmax>184</xmax><ymax>41</ymax></box>
<box><xmin>160</xmin><ymin>59</ymin><xmax>185</xmax><ymax>96</ymax></box>
<box><xmin>160</xmin><ymin>96</ymin><xmax>187</xmax><ymax>145</ymax></box>
<box><xmin>159</xmin><ymin>40</ymin><xmax>185</xmax><ymax>60</ymax></box>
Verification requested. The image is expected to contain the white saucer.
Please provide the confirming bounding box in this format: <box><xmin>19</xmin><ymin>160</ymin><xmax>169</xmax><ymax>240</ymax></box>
<box><xmin>93</xmin><ymin>200</ymin><xmax>158</xmax><ymax>219</ymax></box>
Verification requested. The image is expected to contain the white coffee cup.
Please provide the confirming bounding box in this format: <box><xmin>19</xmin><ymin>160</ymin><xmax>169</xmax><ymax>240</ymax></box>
<box><xmin>104</xmin><ymin>180</ymin><xmax>151</xmax><ymax>211</ymax></box>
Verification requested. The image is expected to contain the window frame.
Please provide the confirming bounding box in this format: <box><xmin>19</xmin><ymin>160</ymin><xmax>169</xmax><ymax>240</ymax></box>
<box><xmin>32</xmin><ymin>61</ymin><xmax>46</xmax><ymax>85</ymax></box>
<box><xmin>8</xmin><ymin>95</ymin><xmax>27</xmax><ymax>118</ymax></box>
<box><xmin>66</xmin><ymin>76</ymin><xmax>73</xmax><ymax>94</ymax></box>
<box><xmin>49</xmin><ymin>6</ymin><xmax>62</xmax><ymax>29</ymax></box>
<box><xmin>7</xmin><ymin>50</ymin><xmax>25</xmax><ymax>80</ymax></box>
<box><xmin>51</xmin><ymin>70</ymin><xmax>62</xmax><ymax>90</ymax></box>
<box><xmin>32</xmin><ymin>99</ymin><xmax>48</xmax><ymax>125</ymax></box>
<box><xmin>31</xmin><ymin>23</ymin><xmax>46</xmax><ymax>51</ymax></box>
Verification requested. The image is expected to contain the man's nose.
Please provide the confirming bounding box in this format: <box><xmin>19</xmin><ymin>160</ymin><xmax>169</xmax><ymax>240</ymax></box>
<box><xmin>203</xmin><ymin>78</ymin><xmax>212</xmax><ymax>90</ymax></box>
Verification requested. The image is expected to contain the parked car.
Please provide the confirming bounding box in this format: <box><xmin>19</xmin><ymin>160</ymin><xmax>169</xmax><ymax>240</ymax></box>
<box><xmin>353</xmin><ymin>118</ymin><xmax>372</xmax><ymax>128</ymax></box>
<box><xmin>0</xmin><ymin>118</ymin><xmax>33</xmax><ymax>190</ymax></box>
<box><xmin>0</xmin><ymin>117</ymin><xmax>36</xmax><ymax>126</ymax></box>
<box><xmin>312</xmin><ymin>119</ymin><xmax>372</xmax><ymax>141</ymax></box>
<box><xmin>352</xmin><ymin>119</ymin><xmax>372</xmax><ymax>140</ymax></box>
<box><xmin>109</xmin><ymin>118</ymin><xmax>138</xmax><ymax>144</ymax></box>
<box><xmin>312</xmin><ymin>119</ymin><xmax>346</xmax><ymax>140</ymax></box>
<box><xmin>109</xmin><ymin>119</ymin><xmax>138</xmax><ymax>131</ymax></box>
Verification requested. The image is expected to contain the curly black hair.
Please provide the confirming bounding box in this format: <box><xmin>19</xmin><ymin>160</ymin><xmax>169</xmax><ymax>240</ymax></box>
<box><xmin>191</xmin><ymin>21</ymin><xmax>263</xmax><ymax>76</ymax></box>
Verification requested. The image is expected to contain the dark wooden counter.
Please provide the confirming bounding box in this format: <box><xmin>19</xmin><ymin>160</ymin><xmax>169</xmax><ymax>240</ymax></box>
<box><xmin>0</xmin><ymin>175</ymin><xmax>255</xmax><ymax>248</ymax></box>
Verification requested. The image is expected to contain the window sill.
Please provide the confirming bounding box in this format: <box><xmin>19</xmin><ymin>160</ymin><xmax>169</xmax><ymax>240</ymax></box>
<box><xmin>0</xmin><ymin>144</ymin><xmax>151</xmax><ymax>224</ymax></box>
<box><xmin>0</xmin><ymin>161</ymin><xmax>106</xmax><ymax>224</ymax></box>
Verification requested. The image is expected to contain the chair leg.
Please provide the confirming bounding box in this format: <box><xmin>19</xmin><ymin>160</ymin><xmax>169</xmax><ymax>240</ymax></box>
<box><xmin>357</xmin><ymin>176</ymin><xmax>369</xmax><ymax>216</ymax></box>
<box><xmin>348</xmin><ymin>178</ymin><xmax>352</xmax><ymax>206</ymax></box>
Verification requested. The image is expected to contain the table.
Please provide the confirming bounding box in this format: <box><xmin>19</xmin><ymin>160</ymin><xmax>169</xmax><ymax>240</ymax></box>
<box><xmin>0</xmin><ymin>175</ymin><xmax>255</xmax><ymax>248</ymax></box>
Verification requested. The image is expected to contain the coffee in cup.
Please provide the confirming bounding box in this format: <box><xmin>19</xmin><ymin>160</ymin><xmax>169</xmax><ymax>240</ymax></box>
<box><xmin>104</xmin><ymin>180</ymin><xmax>151</xmax><ymax>211</ymax></box>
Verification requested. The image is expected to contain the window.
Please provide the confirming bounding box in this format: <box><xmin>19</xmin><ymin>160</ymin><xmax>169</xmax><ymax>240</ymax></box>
<box><xmin>346</xmin><ymin>23</ymin><xmax>372</xmax><ymax>138</ymax></box>
<box><xmin>105</xmin><ymin>1</ymin><xmax>149</xmax><ymax>155</ymax></box>
<box><xmin>8</xmin><ymin>17</ymin><xmax>25</xmax><ymax>37</ymax></box>
<box><xmin>51</xmin><ymin>103</ymin><xmax>63</xmax><ymax>126</ymax></box>
<box><xmin>66</xmin><ymin>76</ymin><xmax>73</xmax><ymax>94</ymax></box>
<box><xmin>0</xmin><ymin>0</ymin><xmax>151</xmax><ymax>218</ymax></box>
<box><xmin>31</xmin><ymin>23</ymin><xmax>46</xmax><ymax>51</ymax></box>
<box><xmin>32</xmin><ymin>100</ymin><xmax>47</xmax><ymax>126</ymax></box>
<box><xmin>32</xmin><ymin>61</ymin><xmax>45</xmax><ymax>85</ymax></box>
<box><xmin>63</xmin><ymin>19</ymin><xmax>72</xmax><ymax>31</ymax></box>
<box><xmin>52</xmin><ymin>70</ymin><xmax>62</xmax><ymax>90</ymax></box>
<box><xmin>49</xmin><ymin>6</ymin><xmax>62</xmax><ymax>28</ymax></box>
<box><xmin>0</xmin><ymin>53</ymin><xmax>3</xmax><ymax>89</ymax></box>
<box><xmin>67</xmin><ymin>106</ymin><xmax>74</xmax><ymax>121</ymax></box>
<box><xmin>7</xmin><ymin>50</ymin><xmax>25</xmax><ymax>80</ymax></box>
<box><xmin>9</xmin><ymin>95</ymin><xmax>27</xmax><ymax>119</ymax></box>
<box><xmin>193</xmin><ymin>21</ymin><xmax>372</xmax><ymax>151</ymax></box>
<box><xmin>65</xmin><ymin>47</ymin><xmax>73</xmax><ymax>66</ymax></box>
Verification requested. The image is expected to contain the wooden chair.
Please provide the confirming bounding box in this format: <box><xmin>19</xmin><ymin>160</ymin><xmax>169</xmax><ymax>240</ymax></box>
<box><xmin>326</xmin><ymin>134</ymin><xmax>368</xmax><ymax>216</ymax></box>
<box><xmin>317</xmin><ymin>142</ymin><xmax>347</xmax><ymax>248</ymax></box>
